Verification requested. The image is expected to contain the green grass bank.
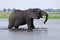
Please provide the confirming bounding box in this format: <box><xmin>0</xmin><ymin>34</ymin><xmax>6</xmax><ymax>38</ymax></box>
<box><xmin>0</xmin><ymin>12</ymin><xmax>60</xmax><ymax>19</ymax></box>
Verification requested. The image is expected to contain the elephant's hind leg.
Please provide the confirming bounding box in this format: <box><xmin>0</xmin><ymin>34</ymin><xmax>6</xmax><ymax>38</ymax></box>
<box><xmin>8</xmin><ymin>20</ymin><xmax>14</xmax><ymax>29</ymax></box>
<box><xmin>8</xmin><ymin>24</ymin><xmax>13</xmax><ymax>29</ymax></box>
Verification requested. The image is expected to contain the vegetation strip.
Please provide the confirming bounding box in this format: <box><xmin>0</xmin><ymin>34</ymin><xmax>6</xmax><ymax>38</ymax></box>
<box><xmin>0</xmin><ymin>12</ymin><xmax>60</xmax><ymax>19</ymax></box>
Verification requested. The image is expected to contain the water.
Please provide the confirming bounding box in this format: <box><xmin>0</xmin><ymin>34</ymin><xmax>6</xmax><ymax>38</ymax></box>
<box><xmin>0</xmin><ymin>19</ymin><xmax>60</xmax><ymax>40</ymax></box>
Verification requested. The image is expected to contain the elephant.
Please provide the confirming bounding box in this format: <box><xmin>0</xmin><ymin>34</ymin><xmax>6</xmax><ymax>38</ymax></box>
<box><xmin>8</xmin><ymin>8</ymin><xmax>48</xmax><ymax>29</ymax></box>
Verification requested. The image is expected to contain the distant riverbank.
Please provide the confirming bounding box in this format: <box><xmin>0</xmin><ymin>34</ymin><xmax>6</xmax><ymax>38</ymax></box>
<box><xmin>0</xmin><ymin>12</ymin><xmax>60</xmax><ymax>19</ymax></box>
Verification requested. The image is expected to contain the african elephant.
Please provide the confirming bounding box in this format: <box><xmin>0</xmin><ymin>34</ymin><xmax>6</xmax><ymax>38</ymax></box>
<box><xmin>8</xmin><ymin>8</ymin><xmax>48</xmax><ymax>29</ymax></box>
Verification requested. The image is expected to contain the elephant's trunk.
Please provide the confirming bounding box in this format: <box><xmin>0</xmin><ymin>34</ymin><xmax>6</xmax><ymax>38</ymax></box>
<box><xmin>43</xmin><ymin>12</ymin><xmax>48</xmax><ymax>24</ymax></box>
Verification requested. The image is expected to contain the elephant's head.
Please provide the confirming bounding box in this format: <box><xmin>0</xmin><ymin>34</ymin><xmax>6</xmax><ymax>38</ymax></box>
<box><xmin>39</xmin><ymin>9</ymin><xmax>48</xmax><ymax>24</ymax></box>
<box><xmin>26</xmin><ymin>8</ymin><xmax>48</xmax><ymax>24</ymax></box>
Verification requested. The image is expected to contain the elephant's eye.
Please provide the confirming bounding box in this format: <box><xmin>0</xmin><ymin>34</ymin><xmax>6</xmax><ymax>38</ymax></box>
<box><xmin>38</xmin><ymin>12</ymin><xmax>40</xmax><ymax>14</ymax></box>
<box><xmin>38</xmin><ymin>12</ymin><xmax>41</xmax><ymax>14</ymax></box>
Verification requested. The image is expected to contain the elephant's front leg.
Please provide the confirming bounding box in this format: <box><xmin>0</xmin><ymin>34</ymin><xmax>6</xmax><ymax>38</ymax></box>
<box><xmin>26</xmin><ymin>18</ymin><xmax>35</xmax><ymax>29</ymax></box>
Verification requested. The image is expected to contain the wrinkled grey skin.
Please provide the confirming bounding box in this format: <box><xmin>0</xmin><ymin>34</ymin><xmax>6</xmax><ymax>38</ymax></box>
<box><xmin>8</xmin><ymin>8</ymin><xmax>48</xmax><ymax>29</ymax></box>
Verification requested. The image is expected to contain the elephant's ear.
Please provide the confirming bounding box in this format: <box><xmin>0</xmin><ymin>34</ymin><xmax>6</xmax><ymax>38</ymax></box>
<box><xmin>26</xmin><ymin>10</ymin><xmax>37</xmax><ymax>18</ymax></box>
<box><xmin>25</xmin><ymin>8</ymin><xmax>42</xmax><ymax>19</ymax></box>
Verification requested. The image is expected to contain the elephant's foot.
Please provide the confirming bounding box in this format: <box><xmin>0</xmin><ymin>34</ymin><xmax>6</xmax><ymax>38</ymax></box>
<box><xmin>28</xmin><ymin>27</ymin><xmax>34</xmax><ymax>30</ymax></box>
<box><xmin>32</xmin><ymin>26</ymin><xmax>35</xmax><ymax>29</ymax></box>
<box><xmin>28</xmin><ymin>28</ymin><xmax>33</xmax><ymax>30</ymax></box>
<box><xmin>8</xmin><ymin>26</ymin><xmax>12</xmax><ymax>29</ymax></box>
<box><xmin>8</xmin><ymin>24</ymin><xmax>13</xmax><ymax>29</ymax></box>
<box><xmin>15</xmin><ymin>26</ymin><xmax>19</xmax><ymax>29</ymax></box>
<box><xmin>30</xmin><ymin>26</ymin><xmax>35</xmax><ymax>29</ymax></box>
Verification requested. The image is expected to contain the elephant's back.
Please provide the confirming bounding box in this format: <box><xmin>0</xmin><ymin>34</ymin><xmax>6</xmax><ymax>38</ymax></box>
<box><xmin>14</xmin><ymin>10</ymin><xmax>23</xmax><ymax>12</ymax></box>
<box><xmin>13</xmin><ymin>10</ymin><xmax>24</xmax><ymax>14</ymax></box>
<box><xmin>13</xmin><ymin>10</ymin><xmax>26</xmax><ymax>18</ymax></box>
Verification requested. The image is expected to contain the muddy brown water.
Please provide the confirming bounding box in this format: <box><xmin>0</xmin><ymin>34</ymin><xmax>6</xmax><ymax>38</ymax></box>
<box><xmin>0</xmin><ymin>19</ymin><xmax>60</xmax><ymax>40</ymax></box>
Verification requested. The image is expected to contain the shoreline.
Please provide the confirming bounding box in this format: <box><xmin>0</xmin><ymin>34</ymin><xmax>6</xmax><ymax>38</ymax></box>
<box><xmin>0</xmin><ymin>12</ymin><xmax>60</xmax><ymax>19</ymax></box>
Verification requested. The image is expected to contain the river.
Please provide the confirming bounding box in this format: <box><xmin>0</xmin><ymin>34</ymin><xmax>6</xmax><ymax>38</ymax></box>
<box><xmin>0</xmin><ymin>19</ymin><xmax>60</xmax><ymax>40</ymax></box>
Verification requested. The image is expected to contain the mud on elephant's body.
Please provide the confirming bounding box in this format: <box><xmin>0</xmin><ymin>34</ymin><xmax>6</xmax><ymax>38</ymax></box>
<box><xmin>8</xmin><ymin>8</ymin><xmax>48</xmax><ymax>29</ymax></box>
